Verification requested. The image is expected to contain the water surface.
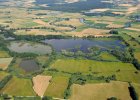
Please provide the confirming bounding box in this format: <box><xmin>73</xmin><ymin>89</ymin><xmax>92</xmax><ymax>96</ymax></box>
<box><xmin>19</xmin><ymin>60</ymin><xmax>40</xmax><ymax>72</ymax></box>
<box><xmin>8</xmin><ymin>42</ymin><xmax>52</xmax><ymax>55</ymax></box>
<box><xmin>43</xmin><ymin>38</ymin><xmax>126</xmax><ymax>52</ymax></box>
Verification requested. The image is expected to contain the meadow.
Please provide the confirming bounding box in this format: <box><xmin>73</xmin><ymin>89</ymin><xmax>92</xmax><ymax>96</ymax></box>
<box><xmin>50</xmin><ymin>58</ymin><xmax>136</xmax><ymax>73</ymax></box>
<box><xmin>0</xmin><ymin>71</ymin><xmax>9</xmax><ymax>81</ymax></box>
<box><xmin>44</xmin><ymin>76</ymin><xmax>69</xmax><ymax>98</ymax></box>
<box><xmin>0</xmin><ymin>77</ymin><xmax>36</xmax><ymax>96</ymax></box>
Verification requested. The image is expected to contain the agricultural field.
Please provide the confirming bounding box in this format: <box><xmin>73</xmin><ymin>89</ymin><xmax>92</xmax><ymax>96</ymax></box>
<box><xmin>0</xmin><ymin>77</ymin><xmax>36</xmax><ymax>96</ymax></box>
<box><xmin>50</xmin><ymin>58</ymin><xmax>136</xmax><ymax>73</ymax></box>
<box><xmin>70</xmin><ymin>81</ymin><xmax>132</xmax><ymax>100</ymax></box>
<box><xmin>33</xmin><ymin>75</ymin><xmax>52</xmax><ymax>97</ymax></box>
<box><xmin>44</xmin><ymin>76</ymin><xmax>69</xmax><ymax>98</ymax></box>
<box><xmin>98</xmin><ymin>52</ymin><xmax>119</xmax><ymax>61</ymax></box>
<box><xmin>0</xmin><ymin>71</ymin><xmax>9</xmax><ymax>81</ymax></box>
<box><xmin>0</xmin><ymin>51</ymin><xmax>10</xmax><ymax>58</ymax></box>
<box><xmin>0</xmin><ymin>58</ymin><xmax>13</xmax><ymax>70</ymax></box>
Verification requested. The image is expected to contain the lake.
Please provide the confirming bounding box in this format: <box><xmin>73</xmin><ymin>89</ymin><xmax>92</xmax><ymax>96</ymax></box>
<box><xmin>35</xmin><ymin>0</ymin><xmax>113</xmax><ymax>13</ymax></box>
<box><xmin>43</xmin><ymin>38</ymin><xmax>126</xmax><ymax>52</ymax></box>
<box><xmin>8</xmin><ymin>42</ymin><xmax>52</xmax><ymax>55</ymax></box>
<box><xmin>19</xmin><ymin>60</ymin><xmax>40</xmax><ymax>72</ymax></box>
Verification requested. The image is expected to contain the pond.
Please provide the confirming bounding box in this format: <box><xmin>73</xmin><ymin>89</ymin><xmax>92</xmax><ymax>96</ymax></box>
<box><xmin>43</xmin><ymin>38</ymin><xmax>126</xmax><ymax>53</ymax></box>
<box><xmin>19</xmin><ymin>60</ymin><xmax>40</xmax><ymax>72</ymax></box>
<box><xmin>8</xmin><ymin>42</ymin><xmax>52</xmax><ymax>55</ymax></box>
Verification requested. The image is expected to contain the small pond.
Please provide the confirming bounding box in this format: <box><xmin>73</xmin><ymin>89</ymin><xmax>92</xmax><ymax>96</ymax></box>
<box><xmin>43</xmin><ymin>38</ymin><xmax>126</xmax><ymax>52</ymax></box>
<box><xmin>8</xmin><ymin>42</ymin><xmax>52</xmax><ymax>55</ymax></box>
<box><xmin>19</xmin><ymin>60</ymin><xmax>40</xmax><ymax>72</ymax></box>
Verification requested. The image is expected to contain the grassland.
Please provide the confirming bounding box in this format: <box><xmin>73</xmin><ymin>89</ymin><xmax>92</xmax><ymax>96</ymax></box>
<box><xmin>44</xmin><ymin>76</ymin><xmax>69</xmax><ymax>98</ymax></box>
<box><xmin>0</xmin><ymin>58</ymin><xmax>13</xmax><ymax>70</ymax></box>
<box><xmin>36</xmin><ymin>56</ymin><xmax>49</xmax><ymax>66</ymax></box>
<box><xmin>99</xmin><ymin>52</ymin><xmax>119</xmax><ymax>61</ymax></box>
<box><xmin>0</xmin><ymin>51</ymin><xmax>10</xmax><ymax>58</ymax></box>
<box><xmin>0</xmin><ymin>71</ymin><xmax>9</xmax><ymax>81</ymax></box>
<box><xmin>0</xmin><ymin>77</ymin><xmax>36</xmax><ymax>96</ymax></box>
<box><xmin>50</xmin><ymin>59</ymin><xmax>136</xmax><ymax>73</ymax></box>
<box><xmin>70</xmin><ymin>81</ymin><xmax>131</xmax><ymax>100</ymax></box>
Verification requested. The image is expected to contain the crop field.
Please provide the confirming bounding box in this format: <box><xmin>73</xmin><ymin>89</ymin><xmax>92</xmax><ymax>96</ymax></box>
<box><xmin>33</xmin><ymin>75</ymin><xmax>52</xmax><ymax>97</ymax></box>
<box><xmin>50</xmin><ymin>59</ymin><xmax>136</xmax><ymax>73</ymax></box>
<box><xmin>44</xmin><ymin>76</ymin><xmax>69</xmax><ymax>98</ymax></box>
<box><xmin>94</xmin><ymin>70</ymin><xmax>140</xmax><ymax>83</ymax></box>
<box><xmin>0</xmin><ymin>58</ymin><xmax>13</xmax><ymax>70</ymax></box>
<box><xmin>134</xmin><ymin>52</ymin><xmax>140</xmax><ymax>63</ymax></box>
<box><xmin>0</xmin><ymin>77</ymin><xmax>36</xmax><ymax>96</ymax></box>
<box><xmin>0</xmin><ymin>71</ymin><xmax>9</xmax><ymax>81</ymax></box>
<box><xmin>70</xmin><ymin>81</ymin><xmax>131</xmax><ymax>100</ymax></box>
<box><xmin>99</xmin><ymin>52</ymin><xmax>119</xmax><ymax>61</ymax></box>
<box><xmin>0</xmin><ymin>51</ymin><xmax>10</xmax><ymax>58</ymax></box>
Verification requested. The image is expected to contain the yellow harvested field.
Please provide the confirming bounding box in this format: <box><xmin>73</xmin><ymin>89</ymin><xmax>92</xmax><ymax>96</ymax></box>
<box><xmin>15</xmin><ymin>29</ymin><xmax>62</xmax><ymax>35</ymax></box>
<box><xmin>112</xmin><ymin>12</ymin><xmax>125</xmax><ymax>15</ymax></box>
<box><xmin>0</xmin><ymin>58</ymin><xmax>13</xmax><ymax>70</ymax></box>
<box><xmin>65</xmin><ymin>0</ymin><xmax>79</xmax><ymax>3</ymax></box>
<box><xmin>70</xmin><ymin>81</ymin><xmax>132</xmax><ymax>100</ymax></box>
<box><xmin>106</xmin><ymin>24</ymin><xmax>124</xmax><ymax>28</ymax></box>
<box><xmin>89</xmin><ymin>8</ymin><xmax>109</xmax><ymax>13</ymax></box>
<box><xmin>125</xmin><ymin>28</ymin><xmax>140</xmax><ymax>32</ymax></box>
<box><xmin>119</xmin><ymin>4</ymin><xmax>133</xmax><ymax>7</ymax></box>
<box><xmin>67</xmin><ymin>28</ymin><xmax>110</xmax><ymax>37</ymax></box>
<box><xmin>127</xmin><ymin>5</ymin><xmax>140</xmax><ymax>14</ymax></box>
<box><xmin>33</xmin><ymin>75</ymin><xmax>52</xmax><ymax>97</ymax></box>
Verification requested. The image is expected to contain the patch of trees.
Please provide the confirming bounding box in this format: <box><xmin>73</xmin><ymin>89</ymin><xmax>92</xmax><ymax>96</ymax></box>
<box><xmin>111</xmin><ymin>49</ymin><xmax>133</xmax><ymax>63</ymax></box>
<box><xmin>0</xmin><ymin>75</ymin><xmax>12</xmax><ymax>90</ymax></box>
<box><xmin>84</xmin><ymin>11</ymin><xmax>124</xmax><ymax>17</ymax></box>
<box><xmin>128</xmin><ymin>84</ymin><xmax>138</xmax><ymax>100</ymax></box>
<box><xmin>9</xmin><ymin>52</ymin><xmax>38</xmax><ymax>58</ymax></box>
<box><xmin>14</xmin><ymin>96</ymin><xmax>41</xmax><ymax>100</ymax></box>
<box><xmin>0</xmin><ymin>94</ymin><xmax>12</xmax><ymax>100</ymax></box>
<box><xmin>107</xmin><ymin>97</ymin><xmax>117</xmax><ymax>100</ymax></box>
<box><xmin>132</xmin><ymin>59</ymin><xmax>140</xmax><ymax>70</ymax></box>
<box><xmin>42</xmin><ymin>96</ymin><xmax>53</xmax><ymax>100</ymax></box>
<box><xmin>109</xmin><ymin>30</ymin><xmax>118</xmax><ymax>34</ymax></box>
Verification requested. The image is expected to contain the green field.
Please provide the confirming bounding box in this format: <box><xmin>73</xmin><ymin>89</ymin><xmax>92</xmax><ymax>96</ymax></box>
<box><xmin>50</xmin><ymin>59</ymin><xmax>136</xmax><ymax>73</ymax></box>
<box><xmin>36</xmin><ymin>56</ymin><xmax>49</xmax><ymax>66</ymax></box>
<box><xmin>99</xmin><ymin>52</ymin><xmax>119</xmax><ymax>61</ymax></box>
<box><xmin>95</xmin><ymin>70</ymin><xmax>140</xmax><ymax>83</ymax></box>
<box><xmin>44</xmin><ymin>76</ymin><xmax>69</xmax><ymax>98</ymax></box>
<box><xmin>0</xmin><ymin>77</ymin><xmax>36</xmax><ymax>96</ymax></box>
<box><xmin>0</xmin><ymin>71</ymin><xmax>9</xmax><ymax>81</ymax></box>
<box><xmin>70</xmin><ymin>81</ymin><xmax>131</xmax><ymax>100</ymax></box>
<box><xmin>0</xmin><ymin>51</ymin><xmax>10</xmax><ymax>58</ymax></box>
